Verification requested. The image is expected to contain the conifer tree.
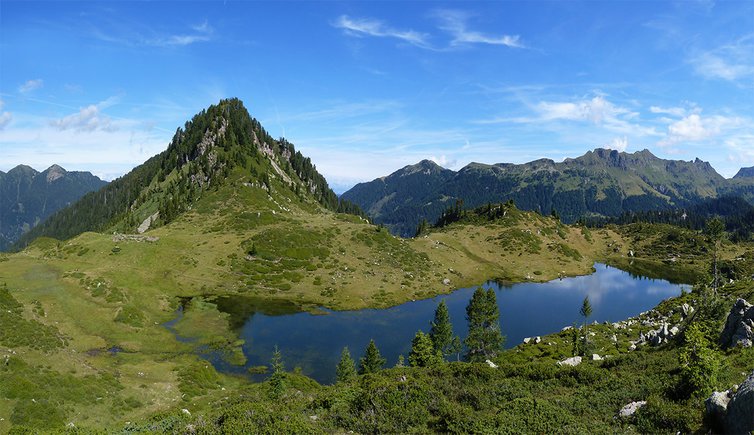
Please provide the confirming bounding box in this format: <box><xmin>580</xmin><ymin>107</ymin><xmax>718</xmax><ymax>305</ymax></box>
<box><xmin>335</xmin><ymin>347</ymin><xmax>357</xmax><ymax>383</ymax></box>
<box><xmin>268</xmin><ymin>345</ymin><xmax>286</xmax><ymax>397</ymax></box>
<box><xmin>409</xmin><ymin>331</ymin><xmax>442</xmax><ymax>367</ymax></box>
<box><xmin>429</xmin><ymin>300</ymin><xmax>459</xmax><ymax>360</ymax></box>
<box><xmin>464</xmin><ymin>287</ymin><xmax>505</xmax><ymax>362</ymax></box>
<box><xmin>359</xmin><ymin>339</ymin><xmax>386</xmax><ymax>374</ymax></box>
<box><xmin>579</xmin><ymin>296</ymin><xmax>593</xmax><ymax>356</ymax></box>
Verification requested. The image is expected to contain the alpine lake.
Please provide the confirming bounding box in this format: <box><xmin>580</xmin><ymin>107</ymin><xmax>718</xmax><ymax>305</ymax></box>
<box><xmin>166</xmin><ymin>263</ymin><xmax>692</xmax><ymax>384</ymax></box>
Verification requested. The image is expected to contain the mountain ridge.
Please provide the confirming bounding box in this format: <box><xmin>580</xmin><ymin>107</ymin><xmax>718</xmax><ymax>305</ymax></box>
<box><xmin>341</xmin><ymin>148</ymin><xmax>754</xmax><ymax>236</ymax></box>
<box><xmin>0</xmin><ymin>164</ymin><xmax>107</xmax><ymax>251</ymax></box>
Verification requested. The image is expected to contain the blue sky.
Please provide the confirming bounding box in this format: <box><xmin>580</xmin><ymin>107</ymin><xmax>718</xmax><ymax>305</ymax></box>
<box><xmin>1</xmin><ymin>1</ymin><xmax>753</xmax><ymax>192</ymax></box>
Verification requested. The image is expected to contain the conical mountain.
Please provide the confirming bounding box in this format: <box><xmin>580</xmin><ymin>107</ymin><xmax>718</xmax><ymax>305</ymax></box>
<box><xmin>15</xmin><ymin>98</ymin><xmax>363</xmax><ymax>249</ymax></box>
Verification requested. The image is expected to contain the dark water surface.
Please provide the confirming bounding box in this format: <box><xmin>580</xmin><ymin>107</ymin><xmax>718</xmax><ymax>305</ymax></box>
<box><xmin>178</xmin><ymin>263</ymin><xmax>689</xmax><ymax>384</ymax></box>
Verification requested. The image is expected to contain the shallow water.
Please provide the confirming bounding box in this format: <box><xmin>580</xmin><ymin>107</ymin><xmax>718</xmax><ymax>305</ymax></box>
<box><xmin>174</xmin><ymin>263</ymin><xmax>689</xmax><ymax>384</ymax></box>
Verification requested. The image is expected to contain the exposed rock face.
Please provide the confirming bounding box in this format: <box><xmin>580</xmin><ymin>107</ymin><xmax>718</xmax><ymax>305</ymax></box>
<box><xmin>720</xmin><ymin>298</ymin><xmax>754</xmax><ymax>348</ymax></box>
<box><xmin>725</xmin><ymin>372</ymin><xmax>754</xmax><ymax>434</ymax></box>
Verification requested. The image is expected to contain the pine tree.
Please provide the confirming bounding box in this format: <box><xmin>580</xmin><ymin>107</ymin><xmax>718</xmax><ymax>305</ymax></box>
<box><xmin>464</xmin><ymin>287</ymin><xmax>505</xmax><ymax>362</ymax></box>
<box><xmin>268</xmin><ymin>345</ymin><xmax>286</xmax><ymax>397</ymax></box>
<box><xmin>359</xmin><ymin>339</ymin><xmax>386</xmax><ymax>374</ymax></box>
<box><xmin>705</xmin><ymin>217</ymin><xmax>725</xmax><ymax>294</ymax></box>
<box><xmin>579</xmin><ymin>296</ymin><xmax>593</xmax><ymax>356</ymax></box>
<box><xmin>335</xmin><ymin>347</ymin><xmax>357</xmax><ymax>383</ymax></box>
<box><xmin>429</xmin><ymin>300</ymin><xmax>457</xmax><ymax>360</ymax></box>
<box><xmin>409</xmin><ymin>331</ymin><xmax>442</xmax><ymax>367</ymax></box>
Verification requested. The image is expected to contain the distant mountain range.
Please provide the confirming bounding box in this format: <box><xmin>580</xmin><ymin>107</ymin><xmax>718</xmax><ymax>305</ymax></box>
<box><xmin>0</xmin><ymin>165</ymin><xmax>107</xmax><ymax>250</ymax></box>
<box><xmin>341</xmin><ymin>148</ymin><xmax>754</xmax><ymax>237</ymax></box>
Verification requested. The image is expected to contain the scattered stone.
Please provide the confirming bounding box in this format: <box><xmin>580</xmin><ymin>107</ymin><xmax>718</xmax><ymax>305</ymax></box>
<box><xmin>66</xmin><ymin>422</ymin><xmax>76</xmax><ymax>429</ymax></box>
<box><xmin>534</xmin><ymin>336</ymin><xmax>541</xmax><ymax>344</ymax></box>
<box><xmin>309</xmin><ymin>415</ymin><xmax>318</xmax><ymax>421</ymax></box>
<box><xmin>557</xmin><ymin>356</ymin><xmax>582</xmax><ymax>367</ymax></box>
<box><xmin>628</xmin><ymin>344</ymin><xmax>637</xmax><ymax>351</ymax></box>
<box><xmin>442</xmin><ymin>278</ymin><xmax>451</xmax><ymax>286</ymax></box>
<box><xmin>523</xmin><ymin>337</ymin><xmax>531</xmax><ymax>344</ymax></box>
<box><xmin>486</xmin><ymin>359</ymin><xmax>498</xmax><ymax>368</ymax></box>
<box><xmin>591</xmin><ymin>354</ymin><xmax>603</xmax><ymax>361</ymax></box>
<box><xmin>181</xmin><ymin>409</ymin><xmax>191</xmax><ymax>416</ymax></box>
<box><xmin>619</xmin><ymin>401</ymin><xmax>646</xmax><ymax>418</ymax></box>
<box><xmin>112</xmin><ymin>233</ymin><xmax>159</xmax><ymax>243</ymax></box>
<box><xmin>561</xmin><ymin>326</ymin><xmax>573</xmax><ymax>332</ymax></box>
<box><xmin>720</xmin><ymin>298</ymin><xmax>754</xmax><ymax>348</ymax></box>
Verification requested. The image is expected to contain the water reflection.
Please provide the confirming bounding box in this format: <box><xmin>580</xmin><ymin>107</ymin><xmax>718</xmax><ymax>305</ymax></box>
<box><xmin>173</xmin><ymin>263</ymin><xmax>688</xmax><ymax>384</ymax></box>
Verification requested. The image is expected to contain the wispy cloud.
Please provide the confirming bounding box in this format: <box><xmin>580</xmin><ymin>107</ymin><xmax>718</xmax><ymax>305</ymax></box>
<box><xmin>434</xmin><ymin>9</ymin><xmax>524</xmax><ymax>48</ymax></box>
<box><xmin>50</xmin><ymin>99</ymin><xmax>119</xmax><ymax>132</ymax></box>
<box><xmin>19</xmin><ymin>79</ymin><xmax>43</xmax><ymax>93</ymax></box>
<box><xmin>333</xmin><ymin>15</ymin><xmax>429</xmax><ymax>48</ymax></box>
<box><xmin>333</xmin><ymin>11</ymin><xmax>525</xmax><ymax>50</ymax></box>
<box><xmin>690</xmin><ymin>35</ymin><xmax>754</xmax><ymax>83</ymax></box>
<box><xmin>0</xmin><ymin>99</ymin><xmax>11</xmax><ymax>130</ymax></box>
<box><xmin>92</xmin><ymin>20</ymin><xmax>214</xmax><ymax>48</ymax></box>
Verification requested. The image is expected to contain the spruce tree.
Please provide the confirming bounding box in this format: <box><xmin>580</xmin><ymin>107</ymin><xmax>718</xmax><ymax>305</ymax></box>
<box><xmin>268</xmin><ymin>345</ymin><xmax>286</xmax><ymax>397</ymax></box>
<box><xmin>359</xmin><ymin>339</ymin><xmax>386</xmax><ymax>374</ymax></box>
<box><xmin>579</xmin><ymin>296</ymin><xmax>593</xmax><ymax>356</ymax></box>
<box><xmin>409</xmin><ymin>331</ymin><xmax>442</xmax><ymax>367</ymax></box>
<box><xmin>335</xmin><ymin>347</ymin><xmax>357</xmax><ymax>383</ymax></box>
<box><xmin>429</xmin><ymin>300</ymin><xmax>455</xmax><ymax>358</ymax></box>
<box><xmin>464</xmin><ymin>287</ymin><xmax>504</xmax><ymax>362</ymax></box>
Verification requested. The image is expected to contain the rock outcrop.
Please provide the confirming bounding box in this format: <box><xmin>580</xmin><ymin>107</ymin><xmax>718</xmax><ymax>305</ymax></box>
<box><xmin>707</xmin><ymin>371</ymin><xmax>754</xmax><ymax>433</ymax></box>
<box><xmin>725</xmin><ymin>372</ymin><xmax>754</xmax><ymax>434</ymax></box>
<box><xmin>720</xmin><ymin>298</ymin><xmax>754</xmax><ymax>348</ymax></box>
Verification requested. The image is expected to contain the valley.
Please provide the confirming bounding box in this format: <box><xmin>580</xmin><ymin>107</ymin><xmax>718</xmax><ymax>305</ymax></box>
<box><xmin>1</xmin><ymin>99</ymin><xmax>753</xmax><ymax>433</ymax></box>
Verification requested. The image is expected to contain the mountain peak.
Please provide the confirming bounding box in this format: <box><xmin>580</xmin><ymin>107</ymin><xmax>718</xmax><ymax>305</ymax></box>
<box><xmin>734</xmin><ymin>166</ymin><xmax>754</xmax><ymax>179</ymax></box>
<box><xmin>8</xmin><ymin>164</ymin><xmax>38</xmax><ymax>176</ymax></box>
<box><xmin>44</xmin><ymin>164</ymin><xmax>68</xmax><ymax>183</ymax></box>
<box><xmin>398</xmin><ymin>159</ymin><xmax>446</xmax><ymax>177</ymax></box>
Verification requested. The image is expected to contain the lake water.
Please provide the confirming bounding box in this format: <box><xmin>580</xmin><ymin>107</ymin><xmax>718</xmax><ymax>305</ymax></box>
<box><xmin>176</xmin><ymin>263</ymin><xmax>689</xmax><ymax>384</ymax></box>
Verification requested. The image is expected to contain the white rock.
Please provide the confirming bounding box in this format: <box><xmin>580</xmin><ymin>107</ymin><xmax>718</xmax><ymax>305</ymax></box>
<box><xmin>619</xmin><ymin>401</ymin><xmax>647</xmax><ymax>418</ymax></box>
<box><xmin>523</xmin><ymin>337</ymin><xmax>531</xmax><ymax>344</ymax></box>
<box><xmin>561</xmin><ymin>326</ymin><xmax>573</xmax><ymax>332</ymax></box>
<box><xmin>592</xmin><ymin>354</ymin><xmax>603</xmax><ymax>361</ymax></box>
<box><xmin>486</xmin><ymin>359</ymin><xmax>498</xmax><ymax>368</ymax></box>
<box><xmin>557</xmin><ymin>356</ymin><xmax>582</xmax><ymax>367</ymax></box>
<box><xmin>181</xmin><ymin>408</ymin><xmax>191</xmax><ymax>416</ymax></box>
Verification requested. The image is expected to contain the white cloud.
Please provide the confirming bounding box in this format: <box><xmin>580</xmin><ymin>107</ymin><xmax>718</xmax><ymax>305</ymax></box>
<box><xmin>19</xmin><ymin>79</ymin><xmax>43</xmax><ymax>93</ymax></box>
<box><xmin>0</xmin><ymin>99</ymin><xmax>11</xmax><ymax>130</ymax></box>
<box><xmin>536</xmin><ymin>95</ymin><xmax>630</xmax><ymax>125</ymax></box>
<box><xmin>659</xmin><ymin>113</ymin><xmax>744</xmax><ymax>146</ymax></box>
<box><xmin>649</xmin><ymin>105</ymin><xmax>688</xmax><ymax>117</ymax></box>
<box><xmin>51</xmin><ymin>104</ymin><xmax>115</xmax><ymax>132</ymax></box>
<box><xmin>333</xmin><ymin>15</ymin><xmax>429</xmax><ymax>48</ymax></box>
<box><xmin>690</xmin><ymin>36</ymin><xmax>754</xmax><ymax>82</ymax></box>
<box><xmin>429</xmin><ymin>155</ymin><xmax>456</xmax><ymax>168</ymax></box>
<box><xmin>434</xmin><ymin>9</ymin><xmax>524</xmax><ymax>48</ymax></box>
<box><xmin>0</xmin><ymin>112</ymin><xmax>12</xmax><ymax>130</ymax></box>
<box><xmin>604</xmin><ymin>136</ymin><xmax>628</xmax><ymax>152</ymax></box>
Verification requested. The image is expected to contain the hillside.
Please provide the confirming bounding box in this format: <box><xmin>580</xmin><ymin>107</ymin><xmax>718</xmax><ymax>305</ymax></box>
<box><xmin>0</xmin><ymin>100</ymin><xmax>649</xmax><ymax>432</ymax></box>
<box><xmin>0</xmin><ymin>165</ymin><xmax>107</xmax><ymax>251</ymax></box>
<box><xmin>3</xmin><ymin>99</ymin><xmax>752</xmax><ymax>433</ymax></box>
<box><xmin>341</xmin><ymin>148</ymin><xmax>754</xmax><ymax>237</ymax></box>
